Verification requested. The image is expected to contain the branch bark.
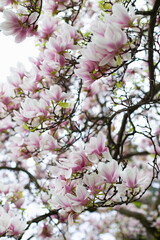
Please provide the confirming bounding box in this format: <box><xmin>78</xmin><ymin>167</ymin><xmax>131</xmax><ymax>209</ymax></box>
<box><xmin>148</xmin><ymin>0</ymin><xmax>160</xmax><ymax>98</ymax></box>
<box><xmin>0</xmin><ymin>166</ymin><xmax>41</xmax><ymax>189</ymax></box>
<box><xmin>118</xmin><ymin>207</ymin><xmax>160</xmax><ymax>239</ymax></box>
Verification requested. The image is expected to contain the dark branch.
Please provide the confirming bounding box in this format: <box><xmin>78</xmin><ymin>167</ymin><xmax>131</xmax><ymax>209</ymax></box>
<box><xmin>123</xmin><ymin>151</ymin><xmax>150</xmax><ymax>159</ymax></box>
<box><xmin>148</xmin><ymin>0</ymin><xmax>160</xmax><ymax>98</ymax></box>
<box><xmin>0</xmin><ymin>166</ymin><xmax>41</xmax><ymax>189</ymax></box>
<box><xmin>118</xmin><ymin>207</ymin><xmax>160</xmax><ymax>238</ymax></box>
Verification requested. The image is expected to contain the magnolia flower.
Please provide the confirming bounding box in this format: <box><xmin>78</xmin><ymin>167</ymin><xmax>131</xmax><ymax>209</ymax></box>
<box><xmin>0</xmin><ymin>10</ymin><xmax>27</xmax><ymax>43</ymax></box>
<box><xmin>8</xmin><ymin>217</ymin><xmax>26</xmax><ymax>235</ymax></box>
<box><xmin>21</xmin><ymin>98</ymin><xmax>48</xmax><ymax>119</ymax></box>
<box><xmin>0</xmin><ymin>0</ymin><xmax>15</xmax><ymax>7</ymax></box>
<box><xmin>28</xmin><ymin>12</ymin><xmax>39</xmax><ymax>25</ymax></box>
<box><xmin>25</xmin><ymin>131</ymin><xmax>42</xmax><ymax>152</ymax></box>
<box><xmin>86</xmin><ymin>132</ymin><xmax>111</xmax><ymax>163</ymax></box>
<box><xmin>50</xmin><ymin>165</ymin><xmax>72</xmax><ymax>179</ymax></box>
<box><xmin>67</xmin><ymin>185</ymin><xmax>90</xmax><ymax>213</ymax></box>
<box><xmin>121</xmin><ymin>166</ymin><xmax>147</xmax><ymax>189</ymax></box>
<box><xmin>83</xmin><ymin>173</ymin><xmax>104</xmax><ymax>194</ymax></box>
<box><xmin>65</xmin><ymin>150</ymin><xmax>91</xmax><ymax>173</ymax></box>
<box><xmin>0</xmin><ymin>115</ymin><xmax>14</xmax><ymax>132</ymax></box>
<box><xmin>45</xmin><ymin>85</ymin><xmax>68</xmax><ymax>103</ymax></box>
<box><xmin>54</xmin><ymin>194</ymin><xmax>72</xmax><ymax>212</ymax></box>
<box><xmin>98</xmin><ymin>159</ymin><xmax>121</xmax><ymax>184</ymax></box>
<box><xmin>0</xmin><ymin>214</ymin><xmax>11</xmax><ymax>235</ymax></box>
<box><xmin>40</xmin><ymin>134</ymin><xmax>58</xmax><ymax>152</ymax></box>
<box><xmin>111</xmin><ymin>3</ymin><xmax>136</xmax><ymax>27</ymax></box>
<box><xmin>95</xmin><ymin>24</ymin><xmax>128</xmax><ymax>66</ymax></box>
<box><xmin>46</xmin><ymin>34</ymin><xmax>76</xmax><ymax>54</ymax></box>
<box><xmin>38</xmin><ymin>15</ymin><xmax>58</xmax><ymax>40</ymax></box>
<box><xmin>40</xmin><ymin>60</ymin><xmax>60</xmax><ymax>79</ymax></box>
<box><xmin>39</xmin><ymin>223</ymin><xmax>53</xmax><ymax>238</ymax></box>
<box><xmin>7</xmin><ymin>73</ymin><xmax>21</xmax><ymax>89</ymax></box>
<box><xmin>74</xmin><ymin>60</ymin><xmax>100</xmax><ymax>87</ymax></box>
<box><xmin>80</xmin><ymin>43</ymin><xmax>103</xmax><ymax>62</ymax></box>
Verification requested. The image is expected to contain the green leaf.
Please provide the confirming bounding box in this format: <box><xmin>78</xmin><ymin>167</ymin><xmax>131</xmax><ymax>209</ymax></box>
<box><xmin>116</xmin><ymin>81</ymin><xmax>121</xmax><ymax>88</ymax></box>
<box><xmin>84</xmin><ymin>32</ymin><xmax>91</xmax><ymax>38</ymax></box>
<box><xmin>116</xmin><ymin>55</ymin><xmax>122</xmax><ymax>66</ymax></box>
<box><xmin>99</xmin><ymin>1</ymin><xmax>104</xmax><ymax>10</ymax></box>
<box><xmin>51</xmin><ymin>99</ymin><xmax>54</xmax><ymax>107</ymax></box>
<box><xmin>104</xmin><ymin>3</ymin><xmax>112</xmax><ymax>9</ymax></box>
<box><xmin>133</xmin><ymin>201</ymin><xmax>141</xmax><ymax>208</ymax></box>
<box><xmin>59</xmin><ymin>101</ymin><xmax>69</xmax><ymax>108</ymax></box>
<box><xmin>23</xmin><ymin>123</ymin><xmax>29</xmax><ymax>130</ymax></box>
<box><xmin>129</xmin><ymin>19</ymin><xmax>133</xmax><ymax>27</ymax></box>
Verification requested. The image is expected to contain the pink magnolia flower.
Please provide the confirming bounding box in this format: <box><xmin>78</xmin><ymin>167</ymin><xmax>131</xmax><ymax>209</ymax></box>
<box><xmin>39</xmin><ymin>223</ymin><xmax>53</xmax><ymax>238</ymax></box>
<box><xmin>14</xmin><ymin>198</ymin><xmax>25</xmax><ymax>209</ymax></box>
<box><xmin>13</xmin><ymin>110</ymin><xmax>29</xmax><ymax>126</ymax></box>
<box><xmin>94</xmin><ymin>24</ymin><xmax>128</xmax><ymax>66</ymax></box>
<box><xmin>83</xmin><ymin>173</ymin><xmax>104</xmax><ymax>194</ymax></box>
<box><xmin>75</xmin><ymin>60</ymin><xmax>101</xmax><ymax>87</ymax></box>
<box><xmin>44</xmin><ymin>0</ymin><xmax>58</xmax><ymax>13</ymax></box>
<box><xmin>19</xmin><ymin>67</ymin><xmax>42</xmax><ymax>93</ymax></box>
<box><xmin>80</xmin><ymin>43</ymin><xmax>103</xmax><ymax>62</ymax></box>
<box><xmin>67</xmin><ymin>185</ymin><xmax>90</xmax><ymax>213</ymax></box>
<box><xmin>0</xmin><ymin>205</ymin><xmax>26</xmax><ymax>236</ymax></box>
<box><xmin>40</xmin><ymin>60</ymin><xmax>60</xmax><ymax>79</ymax></box>
<box><xmin>65</xmin><ymin>149</ymin><xmax>92</xmax><ymax>173</ymax></box>
<box><xmin>46</xmin><ymin>34</ymin><xmax>76</xmax><ymax>54</ymax></box>
<box><xmin>0</xmin><ymin>10</ymin><xmax>27</xmax><ymax>43</ymax></box>
<box><xmin>98</xmin><ymin>160</ymin><xmax>121</xmax><ymax>184</ymax></box>
<box><xmin>44</xmin><ymin>85</ymin><xmax>68</xmax><ymax>103</ymax></box>
<box><xmin>61</xmin><ymin>23</ymin><xmax>79</xmax><ymax>41</ymax></box>
<box><xmin>25</xmin><ymin>132</ymin><xmax>42</xmax><ymax>152</ymax></box>
<box><xmin>54</xmin><ymin>194</ymin><xmax>72</xmax><ymax>212</ymax></box>
<box><xmin>10</xmin><ymin>62</ymin><xmax>26</xmax><ymax>79</ymax></box>
<box><xmin>38</xmin><ymin>15</ymin><xmax>58</xmax><ymax>40</ymax></box>
<box><xmin>44</xmin><ymin>0</ymin><xmax>69</xmax><ymax>13</ymax></box>
<box><xmin>8</xmin><ymin>217</ymin><xmax>26</xmax><ymax>235</ymax></box>
<box><xmin>121</xmin><ymin>166</ymin><xmax>147</xmax><ymax>189</ymax></box>
<box><xmin>111</xmin><ymin>3</ymin><xmax>136</xmax><ymax>27</ymax></box>
<box><xmin>0</xmin><ymin>213</ymin><xmax>11</xmax><ymax>235</ymax></box>
<box><xmin>0</xmin><ymin>182</ymin><xmax>10</xmax><ymax>194</ymax></box>
<box><xmin>20</xmin><ymin>99</ymin><xmax>40</xmax><ymax>119</ymax></box>
<box><xmin>7</xmin><ymin>73</ymin><xmax>21</xmax><ymax>89</ymax></box>
<box><xmin>0</xmin><ymin>0</ymin><xmax>15</xmax><ymax>7</ymax></box>
<box><xmin>50</xmin><ymin>164</ymin><xmax>72</xmax><ymax>180</ymax></box>
<box><xmin>86</xmin><ymin>132</ymin><xmax>111</xmax><ymax>163</ymax></box>
<box><xmin>40</xmin><ymin>134</ymin><xmax>58</xmax><ymax>152</ymax></box>
<box><xmin>21</xmin><ymin>98</ymin><xmax>48</xmax><ymax>119</ymax></box>
<box><xmin>0</xmin><ymin>115</ymin><xmax>14</xmax><ymax>132</ymax></box>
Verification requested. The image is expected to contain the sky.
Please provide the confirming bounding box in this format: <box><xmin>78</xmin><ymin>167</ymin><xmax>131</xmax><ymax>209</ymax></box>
<box><xmin>0</xmin><ymin>31</ymin><xmax>38</xmax><ymax>83</ymax></box>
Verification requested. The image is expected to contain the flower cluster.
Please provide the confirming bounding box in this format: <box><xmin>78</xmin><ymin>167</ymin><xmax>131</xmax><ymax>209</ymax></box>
<box><xmin>75</xmin><ymin>3</ymin><xmax>137</xmax><ymax>87</ymax></box>
<box><xmin>0</xmin><ymin>203</ymin><xmax>26</xmax><ymax>237</ymax></box>
<box><xmin>0</xmin><ymin>1</ymin><xmax>40</xmax><ymax>42</ymax></box>
<box><xmin>46</xmin><ymin>132</ymin><xmax>150</xmax><ymax>223</ymax></box>
<box><xmin>0</xmin><ymin>0</ymin><xmax>159</xmax><ymax>239</ymax></box>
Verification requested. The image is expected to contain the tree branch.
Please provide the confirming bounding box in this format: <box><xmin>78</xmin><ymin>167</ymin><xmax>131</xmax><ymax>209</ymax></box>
<box><xmin>123</xmin><ymin>151</ymin><xmax>150</xmax><ymax>159</ymax></box>
<box><xmin>27</xmin><ymin>209</ymin><xmax>59</xmax><ymax>226</ymax></box>
<box><xmin>118</xmin><ymin>207</ymin><xmax>160</xmax><ymax>238</ymax></box>
<box><xmin>0</xmin><ymin>166</ymin><xmax>41</xmax><ymax>189</ymax></box>
<box><xmin>148</xmin><ymin>0</ymin><xmax>160</xmax><ymax>98</ymax></box>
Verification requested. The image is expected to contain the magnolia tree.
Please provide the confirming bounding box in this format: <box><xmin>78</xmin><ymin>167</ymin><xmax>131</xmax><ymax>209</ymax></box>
<box><xmin>0</xmin><ymin>0</ymin><xmax>160</xmax><ymax>239</ymax></box>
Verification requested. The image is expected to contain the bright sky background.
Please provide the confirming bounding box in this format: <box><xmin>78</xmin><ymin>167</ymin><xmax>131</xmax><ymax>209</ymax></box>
<box><xmin>0</xmin><ymin>31</ymin><xmax>38</xmax><ymax>83</ymax></box>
